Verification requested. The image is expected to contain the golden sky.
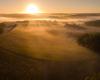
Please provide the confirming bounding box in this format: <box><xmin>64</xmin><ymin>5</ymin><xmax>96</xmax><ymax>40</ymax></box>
<box><xmin>0</xmin><ymin>0</ymin><xmax>100</xmax><ymax>13</ymax></box>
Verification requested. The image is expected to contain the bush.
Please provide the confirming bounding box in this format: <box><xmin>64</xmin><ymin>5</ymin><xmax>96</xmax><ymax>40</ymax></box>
<box><xmin>85</xmin><ymin>20</ymin><xmax>100</xmax><ymax>27</ymax></box>
<box><xmin>77</xmin><ymin>32</ymin><xmax>100</xmax><ymax>53</ymax></box>
<box><xmin>64</xmin><ymin>23</ymin><xmax>86</xmax><ymax>30</ymax></box>
<box><xmin>0</xmin><ymin>22</ymin><xmax>17</xmax><ymax>34</ymax></box>
<box><xmin>0</xmin><ymin>23</ymin><xmax>6</xmax><ymax>34</ymax></box>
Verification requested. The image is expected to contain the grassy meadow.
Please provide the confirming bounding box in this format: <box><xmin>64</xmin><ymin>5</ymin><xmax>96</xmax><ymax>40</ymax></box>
<box><xmin>0</xmin><ymin>13</ymin><xmax>100</xmax><ymax>80</ymax></box>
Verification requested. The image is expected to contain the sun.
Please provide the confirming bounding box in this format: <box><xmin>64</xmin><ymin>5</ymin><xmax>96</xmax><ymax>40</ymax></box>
<box><xmin>25</xmin><ymin>4</ymin><xmax>40</xmax><ymax>14</ymax></box>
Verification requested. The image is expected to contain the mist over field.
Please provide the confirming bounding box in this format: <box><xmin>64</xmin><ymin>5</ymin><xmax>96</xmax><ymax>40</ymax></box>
<box><xmin>0</xmin><ymin>13</ymin><xmax>100</xmax><ymax>80</ymax></box>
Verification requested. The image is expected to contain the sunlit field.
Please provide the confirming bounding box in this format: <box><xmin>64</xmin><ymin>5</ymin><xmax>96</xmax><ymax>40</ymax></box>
<box><xmin>0</xmin><ymin>13</ymin><xmax>100</xmax><ymax>80</ymax></box>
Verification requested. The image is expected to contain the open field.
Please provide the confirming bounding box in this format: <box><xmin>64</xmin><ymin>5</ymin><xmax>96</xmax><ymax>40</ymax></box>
<box><xmin>0</xmin><ymin>13</ymin><xmax>100</xmax><ymax>80</ymax></box>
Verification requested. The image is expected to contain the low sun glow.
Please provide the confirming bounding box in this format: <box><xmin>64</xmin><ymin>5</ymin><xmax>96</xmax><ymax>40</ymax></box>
<box><xmin>25</xmin><ymin>4</ymin><xmax>40</xmax><ymax>14</ymax></box>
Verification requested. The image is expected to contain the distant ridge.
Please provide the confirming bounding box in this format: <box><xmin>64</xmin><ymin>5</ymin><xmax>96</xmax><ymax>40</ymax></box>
<box><xmin>0</xmin><ymin>13</ymin><xmax>100</xmax><ymax>19</ymax></box>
